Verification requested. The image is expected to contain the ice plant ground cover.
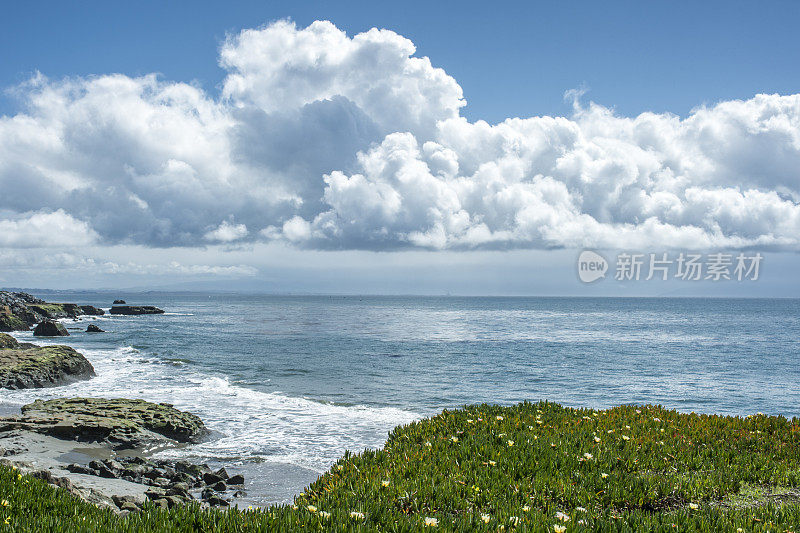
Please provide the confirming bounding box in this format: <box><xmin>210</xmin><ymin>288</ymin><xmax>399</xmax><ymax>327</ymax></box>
<box><xmin>2</xmin><ymin>402</ymin><xmax>800</xmax><ymax>531</ymax></box>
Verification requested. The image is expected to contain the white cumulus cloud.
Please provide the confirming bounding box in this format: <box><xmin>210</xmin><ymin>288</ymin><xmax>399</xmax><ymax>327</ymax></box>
<box><xmin>0</xmin><ymin>20</ymin><xmax>799</xmax><ymax>253</ymax></box>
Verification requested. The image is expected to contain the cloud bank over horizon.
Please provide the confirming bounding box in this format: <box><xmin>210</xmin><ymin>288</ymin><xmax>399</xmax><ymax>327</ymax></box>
<box><xmin>2</xmin><ymin>19</ymin><xmax>800</xmax><ymax>257</ymax></box>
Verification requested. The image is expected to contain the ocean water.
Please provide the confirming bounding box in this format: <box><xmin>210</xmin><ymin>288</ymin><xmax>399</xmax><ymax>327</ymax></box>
<box><xmin>2</xmin><ymin>294</ymin><xmax>799</xmax><ymax>505</ymax></box>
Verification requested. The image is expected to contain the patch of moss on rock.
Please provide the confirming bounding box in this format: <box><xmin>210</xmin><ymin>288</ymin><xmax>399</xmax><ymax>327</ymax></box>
<box><xmin>0</xmin><ymin>345</ymin><xmax>95</xmax><ymax>389</ymax></box>
<box><xmin>0</xmin><ymin>314</ymin><xmax>29</xmax><ymax>332</ymax></box>
<box><xmin>0</xmin><ymin>332</ymin><xmax>19</xmax><ymax>349</ymax></box>
<box><xmin>0</xmin><ymin>398</ymin><xmax>207</xmax><ymax>450</ymax></box>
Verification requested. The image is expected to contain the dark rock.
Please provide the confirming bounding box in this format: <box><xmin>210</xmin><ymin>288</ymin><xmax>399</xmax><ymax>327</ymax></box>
<box><xmin>214</xmin><ymin>467</ymin><xmax>229</xmax><ymax>480</ymax></box>
<box><xmin>113</xmin><ymin>300</ymin><xmax>126</xmax><ymax>305</ymax></box>
<box><xmin>66</xmin><ymin>463</ymin><xmax>95</xmax><ymax>476</ymax></box>
<box><xmin>228</xmin><ymin>474</ymin><xmax>245</xmax><ymax>485</ymax></box>
<box><xmin>165</xmin><ymin>495</ymin><xmax>187</xmax><ymax>508</ymax></box>
<box><xmin>201</xmin><ymin>488</ymin><xmax>215</xmax><ymax>500</ymax></box>
<box><xmin>203</xmin><ymin>472</ymin><xmax>224</xmax><ymax>485</ymax></box>
<box><xmin>209</xmin><ymin>481</ymin><xmax>227</xmax><ymax>492</ymax></box>
<box><xmin>204</xmin><ymin>496</ymin><xmax>229</xmax><ymax>507</ymax></box>
<box><xmin>233</xmin><ymin>490</ymin><xmax>247</xmax><ymax>498</ymax></box>
<box><xmin>0</xmin><ymin>345</ymin><xmax>95</xmax><ymax>389</ymax></box>
<box><xmin>79</xmin><ymin>305</ymin><xmax>105</xmax><ymax>316</ymax></box>
<box><xmin>33</xmin><ymin>320</ymin><xmax>69</xmax><ymax>337</ymax></box>
<box><xmin>109</xmin><ymin>305</ymin><xmax>165</xmax><ymax>315</ymax></box>
<box><xmin>86</xmin><ymin>324</ymin><xmax>105</xmax><ymax>333</ymax></box>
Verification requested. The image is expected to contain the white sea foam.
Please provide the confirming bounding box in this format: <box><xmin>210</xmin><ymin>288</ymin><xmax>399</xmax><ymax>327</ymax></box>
<box><xmin>0</xmin><ymin>343</ymin><xmax>420</xmax><ymax>474</ymax></box>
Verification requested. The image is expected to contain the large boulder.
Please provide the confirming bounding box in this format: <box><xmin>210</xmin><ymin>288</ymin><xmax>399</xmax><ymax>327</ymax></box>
<box><xmin>0</xmin><ymin>398</ymin><xmax>207</xmax><ymax>449</ymax></box>
<box><xmin>79</xmin><ymin>305</ymin><xmax>105</xmax><ymax>316</ymax></box>
<box><xmin>0</xmin><ymin>332</ymin><xmax>20</xmax><ymax>349</ymax></box>
<box><xmin>113</xmin><ymin>300</ymin><xmax>126</xmax><ymax>305</ymax></box>
<box><xmin>0</xmin><ymin>345</ymin><xmax>95</xmax><ymax>389</ymax></box>
<box><xmin>86</xmin><ymin>324</ymin><xmax>105</xmax><ymax>333</ymax></box>
<box><xmin>109</xmin><ymin>305</ymin><xmax>164</xmax><ymax>315</ymax></box>
<box><xmin>33</xmin><ymin>320</ymin><xmax>70</xmax><ymax>337</ymax></box>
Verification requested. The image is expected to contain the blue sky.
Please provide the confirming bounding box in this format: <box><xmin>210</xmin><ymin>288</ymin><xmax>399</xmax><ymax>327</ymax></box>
<box><xmin>3</xmin><ymin>1</ymin><xmax>800</xmax><ymax>121</ymax></box>
<box><xmin>1</xmin><ymin>2</ymin><xmax>799</xmax><ymax>295</ymax></box>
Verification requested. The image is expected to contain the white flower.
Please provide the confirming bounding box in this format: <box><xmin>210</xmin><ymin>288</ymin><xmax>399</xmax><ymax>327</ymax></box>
<box><xmin>451</xmin><ymin>436</ymin><xmax>459</xmax><ymax>443</ymax></box>
<box><xmin>481</xmin><ymin>514</ymin><xmax>491</xmax><ymax>523</ymax></box>
<box><xmin>576</xmin><ymin>507</ymin><xmax>587</xmax><ymax>512</ymax></box>
<box><xmin>689</xmin><ymin>502</ymin><xmax>699</xmax><ymax>510</ymax></box>
<box><xmin>622</xmin><ymin>435</ymin><xmax>630</xmax><ymax>441</ymax></box>
<box><xmin>553</xmin><ymin>525</ymin><xmax>567</xmax><ymax>533</ymax></box>
<box><xmin>381</xmin><ymin>479</ymin><xmax>390</xmax><ymax>487</ymax></box>
<box><xmin>653</xmin><ymin>417</ymin><xmax>661</xmax><ymax>422</ymax></box>
<box><xmin>594</xmin><ymin>436</ymin><xmax>601</xmax><ymax>442</ymax></box>
<box><xmin>509</xmin><ymin>516</ymin><xmax>521</xmax><ymax>525</ymax></box>
<box><xmin>489</xmin><ymin>460</ymin><xmax>497</xmax><ymax>466</ymax></box>
<box><xmin>424</xmin><ymin>517</ymin><xmax>439</xmax><ymax>527</ymax></box>
<box><xmin>306</xmin><ymin>505</ymin><xmax>317</xmax><ymax>513</ymax></box>
<box><xmin>425</xmin><ymin>441</ymin><xmax>432</xmax><ymax>447</ymax></box>
<box><xmin>583</xmin><ymin>452</ymin><xmax>593</xmax><ymax>459</ymax></box>
<box><xmin>522</xmin><ymin>505</ymin><xmax>530</xmax><ymax>512</ymax></box>
<box><xmin>350</xmin><ymin>511</ymin><xmax>365</xmax><ymax>519</ymax></box>
<box><xmin>496</xmin><ymin>416</ymin><xmax>504</xmax><ymax>420</ymax></box>
<box><xmin>319</xmin><ymin>511</ymin><xmax>331</xmax><ymax>519</ymax></box>
<box><xmin>508</xmin><ymin>440</ymin><xmax>514</xmax><ymax>447</ymax></box>
<box><xmin>636</xmin><ymin>409</ymin><xmax>641</xmax><ymax>414</ymax></box>
<box><xmin>601</xmin><ymin>473</ymin><xmax>609</xmax><ymax>478</ymax></box>
<box><xmin>555</xmin><ymin>511</ymin><xmax>570</xmax><ymax>522</ymax></box>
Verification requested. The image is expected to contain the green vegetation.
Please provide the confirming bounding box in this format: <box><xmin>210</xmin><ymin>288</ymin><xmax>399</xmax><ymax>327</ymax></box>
<box><xmin>2</xmin><ymin>402</ymin><xmax>800</xmax><ymax>531</ymax></box>
<box><xmin>0</xmin><ymin>315</ymin><xmax>28</xmax><ymax>332</ymax></box>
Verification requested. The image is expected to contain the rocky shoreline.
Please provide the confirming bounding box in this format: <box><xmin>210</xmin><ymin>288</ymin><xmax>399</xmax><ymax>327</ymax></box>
<box><xmin>0</xmin><ymin>292</ymin><xmax>244</xmax><ymax>514</ymax></box>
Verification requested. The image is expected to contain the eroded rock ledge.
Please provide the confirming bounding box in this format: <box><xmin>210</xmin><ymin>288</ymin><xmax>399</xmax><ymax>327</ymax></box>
<box><xmin>0</xmin><ymin>334</ymin><xmax>95</xmax><ymax>389</ymax></box>
<box><xmin>0</xmin><ymin>398</ymin><xmax>208</xmax><ymax>450</ymax></box>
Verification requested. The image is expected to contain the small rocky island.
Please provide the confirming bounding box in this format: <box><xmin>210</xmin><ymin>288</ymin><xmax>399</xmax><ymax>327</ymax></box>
<box><xmin>109</xmin><ymin>300</ymin><xmax>165</xmax><ymax>315</ymax></box>
<box><xmin>0</xmin><ymin>333</ymin><xmax>95</xmax><ymax>389</ymax></box>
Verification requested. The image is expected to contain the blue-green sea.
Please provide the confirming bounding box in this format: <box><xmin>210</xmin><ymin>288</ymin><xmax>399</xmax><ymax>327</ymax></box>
<box><xmin>2</xmin><ymin>293</ymin><xmax>799</xmax><ymax>505</ymax></box>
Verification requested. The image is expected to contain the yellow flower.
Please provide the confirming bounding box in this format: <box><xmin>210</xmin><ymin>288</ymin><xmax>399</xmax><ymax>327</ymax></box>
<box><xmin>350</xmin><ymin>511</ymin><xmax>365</xmax><ymax>519</ymax></box>
<box><xmin>509</xmin><ymin>516</ymin><xmax>521</xmax><ymax>525</ymax></box>
<box><xmin>381</xmin><ymin>480</ymin><xmax>390</xmax><ymax>487</ymax></box>
<box><xmin>319</xmin><ymin>511</ymin><xmax>331</xmax><ymax>519</ymax></box>
<box><xmin>507</xmin><ymin>440</ymin><xmax>514</xmax><ymax>447</ymax></box>
<box><xmin>496</xmin><ymin>416</ymin><xmax>504</xmax><ymax>421</ymax></box>
<box><xmin>625</xmin><ymin>425</ymin><xmax>631</xmax><ymax>429</ymax></box>
<box><xmin>553</xmin><ymin>525</ymin><xmax>567</xmax><ymax>533</ymax></box>
<box><xmin>451</xmin><ymin>436</ymin><xmax>459</xmax><ymax>443</ymax></box>
<box><xmin>607</xmin><ymin>429</ymin><xmax>614</xmax><ymax>433</ymax></box>
<box><xmin>307</xmin><ymin>505</ymin><xmax>317</xmax><ymax>513</ymax></box>
<box><xmin>481</xmin><ymin>514</ymin><xmax>491</xmax><ymax>523</ymax></box>
<box><xmin>622</xmin><ymin>435</ymin><xmax>630</xmax><ymax>441</ymax></box>
<box><xmin>425</xmin><ymin>441</ymin><xmax>432</xmax><ymax>447</ymax></box>
<box><xmin>1</xmin><ymin>499</ymin><xmax>8</xmax><ymax>507</ymax></box>
<box><xmin>467</xmin><ymin>419</ymin><xmax>474</xmax><ymax>423</ymax></box>
<box><xmin>594</xmin><ymin>436</ymin><xmax>601</xmax><ymax>442</ymax></box>
<box><xmin>522</xmin><ymin>506</ymin><xmax>530</xmax><ymax>512</ymax></box>
<box><xmin>601</xmin><ymin>472</ymin><xmax>609</xmax><ymax>478</ymax></box>
<box><xmin>555</xmin><ymin>511</ymin><xmax>570</xmax><ymax>522</ymax></box>
<box><xmin>424</xmin><ymin>517</ymin><xmax>439</xmax><ymax>527</ymax></box>
<box><xmin>689</xmin><ymin>502</ymin><xmax>699</xmax><ymax>510</ymax></box>
<box><xmin>489</xmin><ymin>460</ymin><xmax>497</xmax><ymax>466</ymax></box>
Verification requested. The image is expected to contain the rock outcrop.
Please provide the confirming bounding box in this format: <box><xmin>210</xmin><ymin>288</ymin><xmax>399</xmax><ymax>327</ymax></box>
<box><xmin>0</xmin><ymin>332</ymin><xmax>19</xmax><ymax>349</ymax></box>
<box><xmin>0</xmin><ymin>291</ymin><xmax>110</xmax><ymax>330</ymax></box>
<box><xmin>0</xmin><ymin>398</ymin><xmax>207</xmax><ymax>449</ymax></box>
<box><xmin>86</xmin><ymin>324</ymin><xmax>105</xmax><ymax>333</ymax></box>
<box><xmin>0</xmin><ymin>344</ymin><xmax>95</xmax><ymax>389</ymax></box>
<box><xmin>33</xmin><ymin>320</ymin><xmax>70</xmax><ymax>337</ymax></box>
<box><xmin>109</xmin><ymin>305</ymin><xmax>165</xmax><ymax>315</ymax></box>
